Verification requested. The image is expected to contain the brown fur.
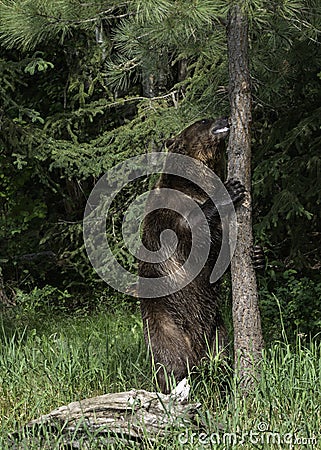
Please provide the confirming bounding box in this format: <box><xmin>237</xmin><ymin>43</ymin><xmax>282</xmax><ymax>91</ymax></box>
<box><xmin>138</xmin><ymin>118</ymin><xmax>243</xmax><ymax>393</ymax></box>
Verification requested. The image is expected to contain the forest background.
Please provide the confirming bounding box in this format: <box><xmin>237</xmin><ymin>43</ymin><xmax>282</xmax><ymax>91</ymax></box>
<box><xmin>0</xmin><ymin>1</ymin><xmax>320</xmax><ymax>445</ymax></box>
<box><xmin>1</xmin><ymin>0</ymin><xmax>320</xmax><ymax>338</ymax></box>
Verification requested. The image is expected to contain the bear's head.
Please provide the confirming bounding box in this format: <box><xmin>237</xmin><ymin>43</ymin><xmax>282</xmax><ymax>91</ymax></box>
<box><xmin>166</xmin><ymin>117</ymin><xmax>229</xmax><ymax>178</ymax></box>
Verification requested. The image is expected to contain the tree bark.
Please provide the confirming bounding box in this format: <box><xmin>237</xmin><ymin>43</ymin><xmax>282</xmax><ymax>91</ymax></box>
<box><xmin>227</xmin><ymin>4</ymin><xmax>264</xmax><ymax>389</ymax></box>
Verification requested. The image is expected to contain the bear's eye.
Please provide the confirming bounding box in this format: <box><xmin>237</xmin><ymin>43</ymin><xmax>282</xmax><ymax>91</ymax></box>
<box><xmin>200</xmin><ymin>119</ymin><xmax>209</xmax><ymax>125</ymax></box>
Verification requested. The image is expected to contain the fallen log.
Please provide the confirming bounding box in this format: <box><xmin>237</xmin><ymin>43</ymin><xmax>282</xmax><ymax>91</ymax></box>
<box><xmin>12</xmin><ymin>386</ymin><xmax>201</xmax><ymax>448</ymax></box>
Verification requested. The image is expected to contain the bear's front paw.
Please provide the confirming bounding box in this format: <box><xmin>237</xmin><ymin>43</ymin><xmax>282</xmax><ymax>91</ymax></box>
<box><xmin>252</xmin><ymin>245</ymin><xmax>265</xmax><ymax>271</ymax></box>
<box><xmin>225</xmin><ymin>179</ymin><xmax>246</xmax><ymax>205</ymax></box>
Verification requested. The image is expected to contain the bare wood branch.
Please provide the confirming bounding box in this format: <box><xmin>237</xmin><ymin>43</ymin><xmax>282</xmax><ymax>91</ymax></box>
<box><xmin>35</xmin><ymin>6</ymin><xmax>132</xmax><ymax>25</ymax></box>
<box><xmin>106</xmin><ymin>90</ymin><xmax>180</xmax><ymax>109</ymax></box>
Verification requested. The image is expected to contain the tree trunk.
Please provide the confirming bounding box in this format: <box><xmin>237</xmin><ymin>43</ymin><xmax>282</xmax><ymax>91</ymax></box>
<box><xmin>0</xmin><ymin>268</ymin><xmax>10</xmax><ymax>306</ymax></box>
<box><xmin>227</xmin><ymin>4</ymin><xmax>264</xmax><ymax>389</ymax></box>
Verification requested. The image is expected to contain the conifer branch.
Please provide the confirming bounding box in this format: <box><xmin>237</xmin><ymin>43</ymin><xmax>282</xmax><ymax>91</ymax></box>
<box><xmin>106</xmin><ymin>90</ymin><xmax>179</xmax><ymax>108</ymax></box>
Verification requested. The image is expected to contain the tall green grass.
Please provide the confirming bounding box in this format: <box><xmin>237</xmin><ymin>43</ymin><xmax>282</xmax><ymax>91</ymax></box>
<box><xmin>0</xmin><ymin>303</ymin><xmax>151</xmax><ymax>446</ymax></box>
<box><xmin>0</xmin><ymin>300</ymin><xmax>320</xmax><ymax>449</ymax></box>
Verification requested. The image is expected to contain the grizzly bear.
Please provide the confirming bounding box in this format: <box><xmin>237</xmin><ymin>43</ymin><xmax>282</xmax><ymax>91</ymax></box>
<box><xmin>138</xmin><ymin>117</ymin><xmax>245</xmax><ymax>393</ymax></box>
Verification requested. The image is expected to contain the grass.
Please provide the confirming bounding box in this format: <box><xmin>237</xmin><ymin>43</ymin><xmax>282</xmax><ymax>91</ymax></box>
<box><xmin>0</xmin><ymin>299</ymin><xmax>320</xmax><ymax>449</ymax></box>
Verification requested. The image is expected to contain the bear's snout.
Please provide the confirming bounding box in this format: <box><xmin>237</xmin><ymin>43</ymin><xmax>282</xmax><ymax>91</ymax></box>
<box><xmin>211</xmin><ymin>117</ymin><xmax>230</xmax><ymax>136</ymax></box>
